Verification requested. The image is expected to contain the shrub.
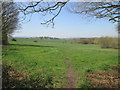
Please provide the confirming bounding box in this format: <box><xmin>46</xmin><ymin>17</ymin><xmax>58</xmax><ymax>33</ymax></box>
<box><xmin>11</xmin><ymin>38</ymin><xmax>17</xmax><ymax>41</ymax></box>
<box><xmin>33</xmin><ymin>40</ymin><xmax>37</xmax><ymax>42</ymax></box>
<box><xmin>76</xmin><ymin>38</ymin><xmax>95</xmax><ymax>44</ymax></box>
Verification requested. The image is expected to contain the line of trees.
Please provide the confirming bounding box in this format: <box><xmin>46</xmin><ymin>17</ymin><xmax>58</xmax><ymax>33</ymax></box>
<box><xmin>74</xmin><ymin>37</ymin><xmax>119</xmax><ymax>49</ymax></box>
<box><xmin>35</xmin><ymin>37</ymin><xmax>59</xmax><ymax>39</ymax></box>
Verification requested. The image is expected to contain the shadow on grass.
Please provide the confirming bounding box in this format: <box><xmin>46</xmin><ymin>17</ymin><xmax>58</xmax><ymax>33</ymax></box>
<box><xmin>2</xmin><ymin>64</ymin><xmax>54</xmax><ymax>88</ymax></box>
<box><xmin>9</xmin><ymin>44</ymin><xmax>55</xmax><ymax>48</ymax></box>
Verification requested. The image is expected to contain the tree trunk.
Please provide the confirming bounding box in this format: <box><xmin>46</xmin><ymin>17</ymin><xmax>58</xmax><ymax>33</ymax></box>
<box><xmin>2</xmin><ymin>33</ymin><xmax>8</xmax><ymax>45</ymax></box>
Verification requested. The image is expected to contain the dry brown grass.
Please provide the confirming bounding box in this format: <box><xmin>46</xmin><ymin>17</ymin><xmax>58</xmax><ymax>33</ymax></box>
<box><xmin>86</xmin><ymin>66</ymin><xmax>119</xmax><ymax>88</ymax></box>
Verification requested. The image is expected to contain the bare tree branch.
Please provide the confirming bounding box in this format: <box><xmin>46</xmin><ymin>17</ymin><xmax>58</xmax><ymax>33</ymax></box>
<box><xmin>68</xmin><ymin>2</ymin><xmax>120</xmax><ymax>23</ymax></box>
<box><xmin>18</xmin><ymin>0</ymin><xmax>69</xmax><ymax>26</ymax></box>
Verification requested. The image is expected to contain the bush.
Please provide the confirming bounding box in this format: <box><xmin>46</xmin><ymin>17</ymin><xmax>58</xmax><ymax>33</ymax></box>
<box><xmin>76</xmin><ymin>38</ymin><xmax>95</xmax><ymax>44</ymax></box>
<box><xmin>11</xmin><ymin>38</ymin><xmax>17</xmax><ymax>41</ymax></box>
<box><xmin>33</xmin><ymin>40</ymin><xmax>37</xmax><ymax>42</ymax></box>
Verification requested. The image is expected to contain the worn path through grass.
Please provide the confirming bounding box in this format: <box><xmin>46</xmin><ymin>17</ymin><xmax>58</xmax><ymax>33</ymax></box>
<box><xmin>64</xmin><ymin>57</ymin><xmax>77</xmax><ymax>88</ymax></box>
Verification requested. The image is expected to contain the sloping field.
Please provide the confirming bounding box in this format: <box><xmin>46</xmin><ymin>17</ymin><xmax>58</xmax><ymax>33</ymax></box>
<box><xmin>2</xmin><ymin>38</ymin><xmax>118</xmax><ymax>88</ymax></box>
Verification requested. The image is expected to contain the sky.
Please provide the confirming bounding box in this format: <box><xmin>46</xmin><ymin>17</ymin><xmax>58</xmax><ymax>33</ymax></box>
<box><xmin>12</xmin><ymin>3</ymin><xmax>118</xmax><ymax>38</ymax></box>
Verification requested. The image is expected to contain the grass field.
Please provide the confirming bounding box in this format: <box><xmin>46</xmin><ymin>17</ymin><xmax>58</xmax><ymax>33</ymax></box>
<box><xmin>3</xmin><ymin>38</ymin><xmax>118</xmax><ymax>88</ymax></box>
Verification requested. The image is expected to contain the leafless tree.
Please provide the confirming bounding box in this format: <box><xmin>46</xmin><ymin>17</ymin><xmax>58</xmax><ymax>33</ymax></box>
<box><xmin>118</xmin><ymin>22</ymin><xmax>120</xmax><ymax>33</ymax></box>
<box><xmin>1</xmin><ymin>2</ymin><xmax>19</xmax><ymax>45</ymax></box>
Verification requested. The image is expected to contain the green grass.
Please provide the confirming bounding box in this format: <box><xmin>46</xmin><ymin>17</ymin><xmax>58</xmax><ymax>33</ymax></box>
<box><xmin>3</xmin><ymin>38</ymin><xmax>118</xmax><ymax>88</ymax></box>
